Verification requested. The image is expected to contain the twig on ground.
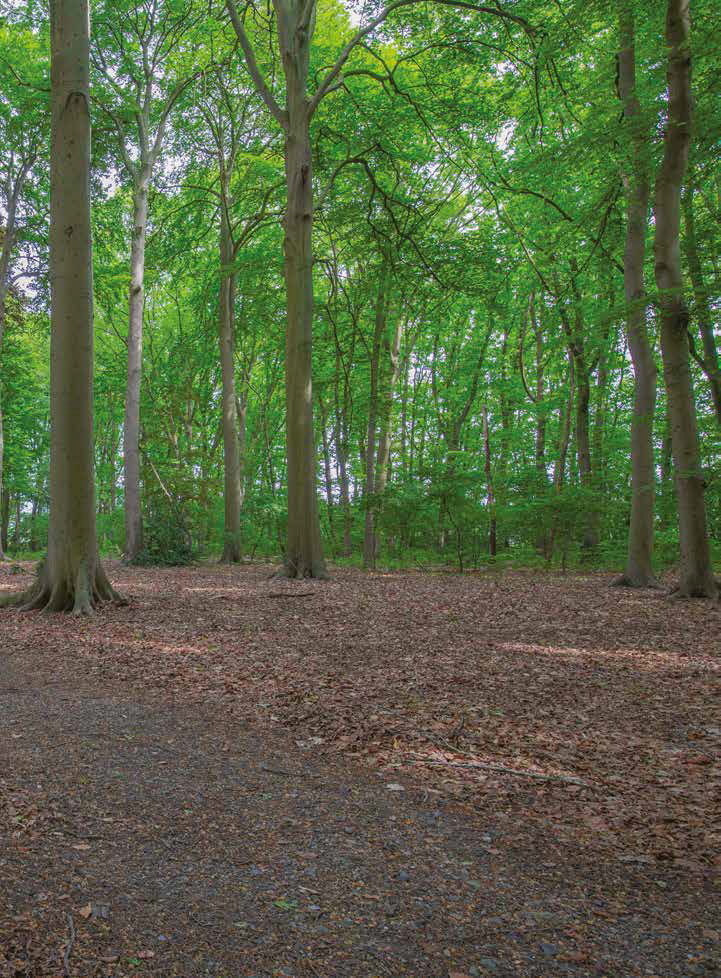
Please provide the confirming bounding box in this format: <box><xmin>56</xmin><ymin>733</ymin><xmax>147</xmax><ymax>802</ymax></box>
<box><xmin>63</xmin><ymin>913</ymin><xmax>75</xmax><ymax>976</ymax></box>
<box><xmin>268</xmin><ymin>591</ymin><xmax>316</xmax><ymax>599</ymax></box>
<box><xmin>409</xmin><ymin>755</ymin><xmax>591</xmax><ymax>787</ymax></box>
<box><xmin>261</xmin><ymin>764</ymin><xmax>294</xmax><ymax>776</ymax></box>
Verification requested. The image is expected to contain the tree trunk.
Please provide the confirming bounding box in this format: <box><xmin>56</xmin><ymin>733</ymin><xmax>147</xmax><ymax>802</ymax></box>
<box><xmin>375</xmin><ymin>312</ymin><xmax>403</xmax><ymax>495</ymax></box>
<box><xmin>123</xmin><ymin>177</ymin><xmax>148</xmax><ymax>561</ymax></box>
<box><xmin>219</xmin><ymin>191</ymin><xmax>243</xmax><ymax>563</ymax></box>
<box><xmin>1</xmin><ymin>489</ymin><xmax>9</xmax><ymax>554</ymax></box>
<box><xmin>548</xmin><ymin>351</ymin><xmax>575</xmax><ymax>561</ymax></box>
<box><xmin>2</xmin><ymin>0</ymin><xmax>119</xmax><ymax>613</ymax></box>
<box><xmin>13</xmin><ymin>495</ymin><xmax>20</xmax><ymax>551</ymax></box>
<box><xmin>363</xmin><ymin>266</ymin><xmax>388</xmax><ymax>569</ymax></box>
<box><xmin>0</xmin><ymin>149</ymin><xmax>24</xmax><ymax>565</ymax></box>
<box><xmin>654</xmin><ymin>0</ymin><xmax>716</xmax><ymax>599</ymax></box>
<box><xmin>29</xmin><ymin>496</ymin><xmax>39</xmax><ymax>552</ymax></box>
<box><xmin>615</xmin><ymin>2</ymin><xmax>659</xmax><ymax>587</ymax></box>
<box><xmin>482</xmin><ymin>404</ymin><xmax>496</xmax><ymax>557</ymax></box>
<box><xmin>278</xmin><ymin>11</ymin><xmax>327</xmax><ymax>579</ymax></box>
<box><xmin>318</xmin><ymin>391</ymin><xmax>335</xmax><ymax>543</ymax></box>
<box><xmin>682</xmin><ymin>179</ymin><xmax>721</xmax><ymax>424</ymax></box>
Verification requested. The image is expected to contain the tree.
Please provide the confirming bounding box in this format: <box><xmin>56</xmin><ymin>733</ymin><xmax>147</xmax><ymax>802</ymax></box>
<box><xmin>224</xmin><ymin>0</ymin><xmax>531</xmax><ymax>577</ymax></box>
<box><xmin>0</xmin><ymin>30</ymin><xmax>46</xmax><ymax>561</ymax></box>
<box><xmin>654</xmin><ymin>0</ymin><xmax>717</xmax><ymax>598</ymax></box>
<box><xmin>2</xmin><ymin>0</ymin><xmax>119</xmax><ymax>613</ymax></box>
<box><xmin>614</xmin><ymin>0</ymin><xmax>659</xmax><ymax>588</ymax></box>
<box><xmin>92</xmin><ymin>0</ymin><xmax>204</xmax><ymax>561</ymax></box>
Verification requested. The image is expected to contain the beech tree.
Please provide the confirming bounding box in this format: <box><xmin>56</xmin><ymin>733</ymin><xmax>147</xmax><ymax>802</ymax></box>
<box><xmin>654</xmin><ymin>0</ymin><xmax>717</xmax><ymax>599</ymax></box>
<box><xmin>2</xmin><ymin>0</ymin><xmax>118</xmax><ymax>613</ymax></box>
<box><xmin>614</xmin><ymin>0</ymin><xmax>658</xmax><ymax>588</ymax></box>
<box><xmin>0</xmin><ymin>0</ymin><xmax>718</xmax><ymax>587</ymax></box>
<box><xmin>224</xmin><ymin>0</ymin><xmax>532</xmax><ymax>577</ymax></box>
<box><xmin>92</xmin><ymin>0</ymin><xmax>204</xmax><ymax>562</ymax></box>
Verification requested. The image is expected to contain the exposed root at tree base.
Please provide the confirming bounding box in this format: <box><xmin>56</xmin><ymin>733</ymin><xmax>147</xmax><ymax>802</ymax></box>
<box><xmin>611</xmin><ymin>573</ymin><xmax>664</xmax><ymax>590</ymax></box>
<box><xmin>272</xmin><ymin>560</ymin><xmax>330</xmax><ymax>581</ymax></box>
<box><xmin>0</xmin><ymin>560</ymin><xmax>126</xmax><ymax>615</ymax></box>
<box><xmin>668</xmin><ymin>577</ymin><xmax>720</xmax><ymax>600</ymax></box>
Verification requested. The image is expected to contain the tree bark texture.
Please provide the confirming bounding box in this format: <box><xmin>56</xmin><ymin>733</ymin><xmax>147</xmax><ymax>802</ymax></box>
<box><xmin>682</xmin><ymin>179</ymin><xmax>721</xmax><ymax>424</ymax></box>
<box><xmin>3</xmin><ymin>0</ymin><xmax>119</xmax><ymax>613</ymax></box>
<box><xmin>277</xmin><ymin>1</ymin><xmax>327</xmax><ymax>578</ymax></box>
<box><xmin>123</xmin><ymin>177</ymin><xmax>148</xmax><ymax>561</ymax></box>
<box><xmin>615</xmin><ymin>3</ymin><xmax>659</xmax><ymax>588</ymax></box>
<box><xmin>219</xmin><ymin>184</ymin><xmax>243</xmax><ymax>563</ymax></box>
<box><xmin>654</xmin><ymin>0</ymin><xmax>717</xmax><ymax>598</ymax></box>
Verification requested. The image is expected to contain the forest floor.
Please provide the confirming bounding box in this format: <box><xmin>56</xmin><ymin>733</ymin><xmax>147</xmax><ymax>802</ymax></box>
<box><xmin>0</xmin><ymin>561</ymin><xmax>719</xmax><ymax>978</ymax></box>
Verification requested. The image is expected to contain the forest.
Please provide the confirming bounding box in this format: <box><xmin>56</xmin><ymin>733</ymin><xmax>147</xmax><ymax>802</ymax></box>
<box><xmin>0</xmin><ymin>0</ymin><xmax>718</xmax><ymax>592</ymax></box>
<box><xmin>1</xmin><ymin>0</ymin><xmax>720</xmax><ymax>976</ymax></box>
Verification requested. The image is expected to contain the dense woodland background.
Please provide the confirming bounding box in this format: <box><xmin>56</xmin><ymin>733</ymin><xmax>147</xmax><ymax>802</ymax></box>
<box><xmin>0</xmin><ymin>0</ymin><xmax>719</xmax><ymax>577</ymax></box>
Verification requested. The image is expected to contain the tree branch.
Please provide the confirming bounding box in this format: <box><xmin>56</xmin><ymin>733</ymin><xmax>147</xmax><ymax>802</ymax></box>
<box><xmin>225</xmin><ymin>0</ymin><xmax>288</xmax><ymax>131</ymax></box>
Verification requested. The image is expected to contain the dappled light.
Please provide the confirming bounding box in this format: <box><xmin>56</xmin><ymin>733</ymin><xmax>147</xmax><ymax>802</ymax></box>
<box><xmin>3</xmin><ymin>561</ymin><xmax>719</xmax><ymax>878</ymax></box>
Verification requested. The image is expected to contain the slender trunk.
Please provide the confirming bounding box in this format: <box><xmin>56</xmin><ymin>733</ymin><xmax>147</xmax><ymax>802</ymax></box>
<box><xmin>400</xmin><ymin>342</ymin><xmax>410</xmax><ymax>479</ymax></box>
<box><xmin>30</xmin><ymin>496</ymin><xmax>39</xmax><ymax>551</ymax></box>
<box><xmin>615</xmin><ymin>3</ymin><xmax>658</xmax><ymax>587</ymax></box>
<box><xmin>277</xmin><ymin>7</ymin><xmax>326</xmax><ymax>579</ymax></box>
<box><xmin>0</xmin><ymin>165</ymin><xmax>22</xmax><ymax>564</ymax></box>
<box><xmin>575</xmin><ymin>367</ymin><xmax>595</xmax><ymax>542</ymax></box>
<box><xmin>0</xmin><ymin>410</ymin><xmax>4</xmax><ymax>560</ymax></box>
<box><xmin>3</xmin><ymin>0</ymin><xmax>119</xmax><ymax>613</ymax></box>
<box><xmin>13</xmin><ymin>495</ymin><xmax>20</xmax><ymax>551</ymax></box>
<box><xmin>318</xmin><ymin>392</ymin><xmax>335</xmax><ymax>542</ymax></box>
<box><xmin>333</xmin><ymin>350</ymin><xmax>352</xmax><ymax>557</ymax></box>
<box><xmin>375</xmin><ymin>313</ymin><xmax>403</xmax><ymax>495</ymax></box>
<box><xmin>363</xmin><ymin>266</ymin><xmax>387</xmax><ymax>569</ymax></box>
<box><xmin>1</xmin><ymin>489</ymin><xmax>8</xmax><ymax>554</ymax></box>
<box><xmin>529</xmin><ymin>294</ymin><xmax>548</xmax><ymax>555</ymax></box>
<box><xmin>654</xmin><ymin>0</ymin><xmax>716</xmax><ymax>598</ymax></box>
<box><xmin>236</xmin><ymin>389</ymin><xmax>248</xmax><ymax>505</ymax></box>
<box><xmin>549</xmin><ymin>351</ymin><xmax>575</xmax><ymax>561</ymax></box>
<box><xmin>219</xmin><ymin>190</ymin><xmax>242</xmax><ymax>563</ymax></box>
<box><xmin>482</xmin><ymin>404</ymin><xmax>496</xmax><ymax>557</ymax></box>
<box><xmin>123</xmin><ymin>177</ymin><xmax>148</xmax><ymax>561</ymax></box>
<box><xmin>682</xmin><ymin>180</ymin><xmax>721</xmax><ymax>424</ymax></box>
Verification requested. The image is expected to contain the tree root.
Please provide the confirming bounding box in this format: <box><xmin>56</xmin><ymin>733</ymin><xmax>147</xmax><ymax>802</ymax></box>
<box><xmin>668</xmin><ymin>578</ymin><xmax>720</xmax><ymax>601</ymax></box>
<box><xmin>273</xmin><ymin>560</ymin><xmax>329</xmax><ymax>581</ymax></box>
<box><xmin>611</xmin><ymin>572</ymin><xmax>664</xmax><ymax>590</ymax></box>
<box><xmin>0</xmin><ymin>559</ymin><xmax>126</xmax><ymax>615</ymax></box>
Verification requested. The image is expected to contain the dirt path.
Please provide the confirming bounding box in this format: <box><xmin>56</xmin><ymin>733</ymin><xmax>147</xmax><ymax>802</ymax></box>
<box><xmin>1</xmin><ymin>653</ymin><xmax>719</xmax><ymax>978</ymax></box>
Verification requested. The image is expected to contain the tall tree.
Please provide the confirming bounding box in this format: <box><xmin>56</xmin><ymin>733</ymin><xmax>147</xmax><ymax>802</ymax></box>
<box><xmin>92</xmin><ymin>0</ymin><xmax>202</xmax><ymax>561</ymax></box>
<box><xmin>3</xmin><ymin>0</ymin><xmax>118</xmax><ymax>613</ymax></box>
<box><xmin>654</xmin><ymin>0</ymin><xmax>717</xmax><ymax>598</ymax></box>
<box><xmin>614</xmin><ymin>0</ymin><xmax>659</xmax><ymax>588</ymax></box>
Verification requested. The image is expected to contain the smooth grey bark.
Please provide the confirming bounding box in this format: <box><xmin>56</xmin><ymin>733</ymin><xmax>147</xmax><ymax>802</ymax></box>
<box><xmin>1</xmin><ymin>489</ymin><xmax>8</xmax><ymax>554</ymax></box>
<box><xmin>682</xmin><ymin>177</ymin><xmax>721</xmax><ymax>424</ymax></box>
<box><xmin>363</xmin><ymin>266</ymin><xmax>388</xmax><ymax>569</ymax></box>
<box><xmin>123</xmin><ymin>175</ymin><xmax>148</xmax><ymax>561</ymax></box>
<box><xmin>219</xmin><ymin>182</ymin><xmax>243</xmax><ymax>563</ymax></box>
<box><xmin>2</xmin><ymin>0</ymin><xmax>118</xmax><ymax>613</ymax></box>
<box><xmin>548</xmin><ymin>350</ymin><xmax>575</xmax><ymax>562</ymax></box>
<box><xmin>94</xmin><ymin>9</ymin><xmax>198</xmax><ymax>562</ymax></box>
<box><xmin>654</xmin><ymin>0</ymin><xmax>716</xmax><ymax>599</ymax></box>
<box><xmin>556</xmin><ymin>267</ymin><xmax>598</xmax><ymax>555</ymax></box>
<box><xmin>375</xmin><ymin>310</ymin><xmax>404</xmax><ymax>496</ymax></box>
<box><xmin>481</xmin><ymin>403</ymin><xmax>496</xmax><ymax>557</ymax></box>
<box><xmin>614</xmin><ymin>3</ymin><xmax>659</xmax><ymax>588</ymax></box>
<box><xmin>520</xmin><ymin>293</ymin><xmax>549</xmax><ymax>555</ymax></box>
